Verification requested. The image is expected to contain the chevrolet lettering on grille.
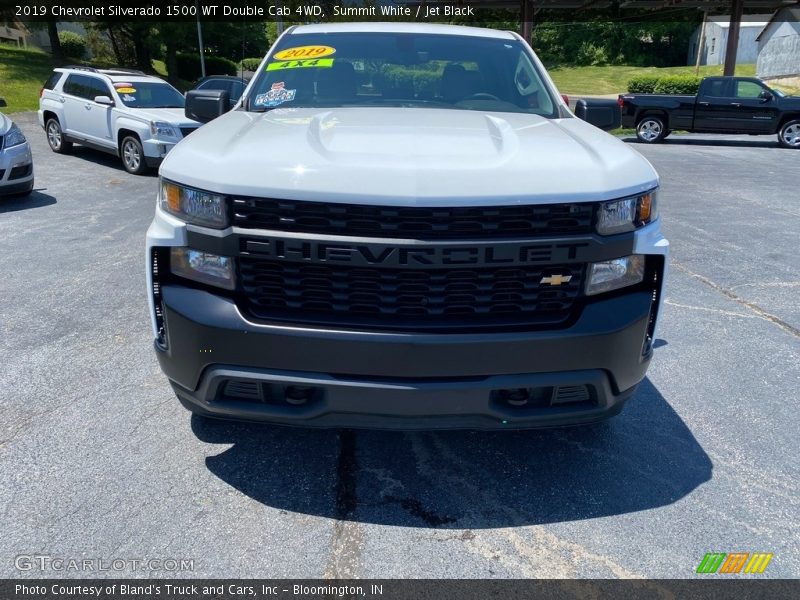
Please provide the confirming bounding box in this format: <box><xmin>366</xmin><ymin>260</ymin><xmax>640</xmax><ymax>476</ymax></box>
<box><xmin>243</xmin><ymin>239</ymin><xmax>591</xmax><ymax>268</ymax></box>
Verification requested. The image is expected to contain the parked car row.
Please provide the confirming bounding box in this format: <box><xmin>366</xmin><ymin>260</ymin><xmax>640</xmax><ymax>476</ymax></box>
<box><xmin>3</xmin><ymin>67</ymin><xmax>797</xmax><ymax>203</ymax></box>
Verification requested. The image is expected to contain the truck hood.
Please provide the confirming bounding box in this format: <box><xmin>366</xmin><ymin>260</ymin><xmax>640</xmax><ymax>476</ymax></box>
<box><xmin>160</xmin><ymin>107</ymin><xmax>658</xmax><ymax>206</ymax></box>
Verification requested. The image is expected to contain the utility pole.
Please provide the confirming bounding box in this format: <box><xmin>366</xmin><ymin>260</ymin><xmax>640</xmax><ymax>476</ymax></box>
<box><xmin>723</xmin><ymin>0</ymin><xmax>744</xmax><ymax>76</ymax></box>
<box><xmin>694</xmin><ymin>10</ymin><xmax>708</xmax><ymax>75</ymax></box>
<box><xmin>195</xmin><ymin>0</ymin><xmax>206</xmax><ymax>78</ymax></box>
<box><xmin>521</xmin><ymin>0</ymin><xmax>533</xmax><ymax>45</ymax></box>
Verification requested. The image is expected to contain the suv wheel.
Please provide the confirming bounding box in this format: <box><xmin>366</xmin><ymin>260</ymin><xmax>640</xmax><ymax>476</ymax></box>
<box><xmin>120</xmin><ymin>135</ymin><xmax>148</xmax><ymax>175</ymax></box>
<box><xmin>636</xmin><ymin>116</ymin><xmax>667</xmax><ymax>144</ymax></box>
<box><xmin>778</xmin><ymin>119</ymin><xmax>800</xmax><ymax>149</ymax></box>
<box><xmin>46</xmin><ymin>118</ymin><xmax>72</xmax><ymax>154</ymax></box>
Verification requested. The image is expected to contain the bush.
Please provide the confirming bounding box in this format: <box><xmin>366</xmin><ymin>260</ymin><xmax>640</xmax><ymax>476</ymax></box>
<box><xmin>653</xmin><ymin>75</ymin><xmax>701</xmax><ymax>95</ymax></box>
<box><xmin>576</xmin><ymin>42</ymin><xmax>609</xmax><ymax>67</ymax></box>
<box><xmin>240</xmin><ymin>57</ymin><xmax>263</xmax><ymax>72</ymax></box>
<box><xmin>627</xmin><ymin>75</ymin><xmax>701</xmax><ymax>95</ymax></box>
<box><xmin>627</xmin><ymin>75</ymin><xmax>659</xmax><ymax>94</ymax></box>
<box><xmin>175</xmin><ymin>52</ymin><xmax>237</xmax><ymax>81</ymax></box>
<box><xmin>58</xmin><ymin>31</ymin><xmax>86</xmax><ymax>60</ymax></box>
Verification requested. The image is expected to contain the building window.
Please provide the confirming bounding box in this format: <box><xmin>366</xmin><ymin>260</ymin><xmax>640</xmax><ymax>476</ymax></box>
<box><xmin>711</xmin><ymin>38</ymin><xmax>716</xmax><ymax>53</ymax></box>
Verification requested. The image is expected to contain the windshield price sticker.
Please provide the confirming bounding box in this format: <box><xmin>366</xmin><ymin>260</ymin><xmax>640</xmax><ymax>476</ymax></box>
<box><xmin>272</xmin><ymin>45</ymin><xmax>336</xmax><ymax>61</ymax></box>
<box><xmin>266</xmin><ymin>58</ymin><xmax>334</xmax><ymax>71</ymax></box>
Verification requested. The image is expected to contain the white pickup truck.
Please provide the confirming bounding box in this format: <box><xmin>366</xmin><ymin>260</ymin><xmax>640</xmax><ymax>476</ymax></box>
<box><xmin>147</xmin><ymin>23</ymin><xmax>668</xmax><ymax>430</ymax></box>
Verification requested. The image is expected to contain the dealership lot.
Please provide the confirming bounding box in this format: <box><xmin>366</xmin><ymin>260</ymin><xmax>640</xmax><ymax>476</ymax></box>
<box><xmin>1</xmin><ymin>112</ymin><xmax>798</xmax><ymax>578</ymax></box>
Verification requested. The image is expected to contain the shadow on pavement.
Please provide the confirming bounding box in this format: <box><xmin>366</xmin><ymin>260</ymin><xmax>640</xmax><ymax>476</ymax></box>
<box><xmin>191</xmin><ymin>377</ymin><xmax>711</xmax><ymax>528</ymax></box>
<box><xmin>0</xmin><ymin>189</ymin><xmax>56</xmax><ymax>213</ymax></box>
<box><xmin>621</xmin><ymin>135</ymin><xmax>779</xmax><ymax>149</ymax></box>
<box><xmin>67</xmin><ymin>146</ymin><xmax>158</xmax><ymax>176</ymax></box>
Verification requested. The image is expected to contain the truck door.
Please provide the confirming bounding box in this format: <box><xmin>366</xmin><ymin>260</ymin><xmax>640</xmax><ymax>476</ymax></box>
<box><xmin>727</xmin><ymin>79</ymin><xmax>780</xmax><ymax>134</ymax></box>
<box><xmin>60</xmin><ymin>74</ymin><xmax>114</xmax><ymax>147</ymax></box>
<box><xmin>693</xmin><ymin>78</ymin><xmax>735</xmax><ymax>131</ymax></box>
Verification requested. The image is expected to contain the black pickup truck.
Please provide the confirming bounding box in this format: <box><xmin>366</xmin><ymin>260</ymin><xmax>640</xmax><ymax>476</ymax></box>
<box><xmin>619</xmin><ymin>76</ymin><xmax>800</xmax><ymax>148</ymax></box>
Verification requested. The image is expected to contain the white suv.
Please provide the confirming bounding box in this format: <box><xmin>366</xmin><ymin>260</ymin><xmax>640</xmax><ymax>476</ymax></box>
<box><xmin>38</xmin><ymin>66</ymin><xmax>201</xmax><ymax>175</ymax></box>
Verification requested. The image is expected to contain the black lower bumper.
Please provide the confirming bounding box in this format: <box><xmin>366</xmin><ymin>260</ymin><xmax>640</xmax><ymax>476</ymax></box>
<box><xmin>0</xmin><ymin>177</ymin><xmax>34</xmax><ymax>196</ymax></box>
<box><xmin>156</xmin><ymin>285</ymin><xmax>654</xmax><ymax>430</ymax></box>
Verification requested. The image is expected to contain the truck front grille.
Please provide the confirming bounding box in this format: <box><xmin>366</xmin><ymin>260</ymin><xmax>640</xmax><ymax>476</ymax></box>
<box><xmin>232</xmin><ymin>197</ymin><xmax>594</xmax><ymax>239</ymax></box>
<box><xmin>239</xmin><ymin>258</ymin><xmax>584</xmax><ymax>331</ymax></box>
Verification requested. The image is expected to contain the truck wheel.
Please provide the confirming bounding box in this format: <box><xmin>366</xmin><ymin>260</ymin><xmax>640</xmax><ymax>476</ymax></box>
<box><xmin>120</xmin><ymin>135</ymin><xmax>149</xmax><ymax>175</ymax></box>
<box><xmin>46</xmin><ymin>118</ymin><xmax>72</xmax><ymax>154</ymax></box>
<box><xmin>636</xmin><ymin>117</ymin><xmax>666</xmax><ymax>144</ymax></box>
<box><xmin>778</xmin><ymin>120</ymin><xmax>800</xmax><ymax>149</ymax></box>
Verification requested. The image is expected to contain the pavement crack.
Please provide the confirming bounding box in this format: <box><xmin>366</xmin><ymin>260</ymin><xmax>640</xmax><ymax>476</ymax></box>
<box><xmin>671</xmin><ymin>260</ymin><xmax>800</xmax><ymax>338</ymax></box>
<box><xmin>324</xmin><ymin>429</ymin><xmax>363</xmax><ymax>579</ymax></box>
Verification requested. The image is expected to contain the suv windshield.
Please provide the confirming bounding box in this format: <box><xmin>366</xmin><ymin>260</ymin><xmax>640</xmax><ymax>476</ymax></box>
<box><xmin>247</xmin><ymin>32</ymin><xmax>556</xmax><ymax>116</ymax></box>
<box><xmin>113</xmin><ymin>81</ymin><xmax>185</xmax><ymax>109</ymax></box>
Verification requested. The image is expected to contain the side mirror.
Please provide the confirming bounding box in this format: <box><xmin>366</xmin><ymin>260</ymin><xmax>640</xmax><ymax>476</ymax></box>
<box><xmin>0</xmin><ymin>97</ymin><xmax>7</xmax><ymax>108</ymax></box>
<box><xmin>94</xmin><ymin>95</ymin><xmax>114</xmax><ymax>106</ymax></box>
<box><xmin>759</xmin><ymin>90</ymin><xmax>773</xmax><ymax>102</ymax></box>
<box><xmin>185</xmin><ymin>89</ymin><xmax>231</xmax><ymax>123</ymax></box>
<box><xmin>574</xmin><ymin>98</ymin><xmax>621</xmax><ymax>131</ymax></box>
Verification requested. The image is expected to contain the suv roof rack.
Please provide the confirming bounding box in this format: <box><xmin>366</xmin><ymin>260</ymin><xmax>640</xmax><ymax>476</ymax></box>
<box><xmin>61</xmin><ymin>65</ymin><xmax>99</xmax><ymax>72</ymax></box>
<box><xmin>59</xmin><ymin>65</ymin><xmax>150</xmax><ymax>77</ymax></box>
<box><xmin>100</xmin><ymin>68</ymin><xmax>148</xmax><ymax>75</ymax></box>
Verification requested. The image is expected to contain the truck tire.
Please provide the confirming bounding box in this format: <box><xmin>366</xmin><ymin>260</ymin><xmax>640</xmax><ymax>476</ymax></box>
<box><xmin>778</xmin><ymin>119</ymin><xmax>800</xmax><ymax>149</ymax></box>
<box><xmin>636</xmin><ymin>116</ymin><xmax>667</xmax><ymax>144</ymax></box>
<box><xmin>45</xmin><ymin>118</ymin><xmax>72</xmax><ymax>154</ymax></box>
<box><xmin>120</xmin><ymin>135</ymin><xmax>149</xmax><ymax>175</ymax></box>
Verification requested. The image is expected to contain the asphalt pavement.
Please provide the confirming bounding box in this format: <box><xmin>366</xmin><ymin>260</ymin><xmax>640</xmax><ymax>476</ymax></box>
<box><xmin>1</xmin><ymin>113</ymin><xmax>798</xmax><ymax>579</ymax></box>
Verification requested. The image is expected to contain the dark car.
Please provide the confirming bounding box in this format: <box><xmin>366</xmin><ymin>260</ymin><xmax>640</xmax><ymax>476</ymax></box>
<box><xmin>192</xmin><ymin>75</ymin><xmax>251</xmax><ymax>109</ymax></box>
<box><xmin>619</xmin><ymin>76</ymin><xmax>800</xmax><ymax>148</ymax></box>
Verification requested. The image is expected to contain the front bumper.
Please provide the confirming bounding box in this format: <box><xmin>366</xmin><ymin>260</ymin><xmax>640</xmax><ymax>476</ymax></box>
<box><xmin>142</xmin><ymin>138</ymin><xmax>177</xmax><ymax>168</ymax></box>
<box><xmin>156</xmin><ymin>284</ymin><xmax>655</xmax><ymax>429</ymax></box>
<box><xmin>0</xmin><ymin>142</ymin><xmax>33</xmax><ymax>196</ymax></box>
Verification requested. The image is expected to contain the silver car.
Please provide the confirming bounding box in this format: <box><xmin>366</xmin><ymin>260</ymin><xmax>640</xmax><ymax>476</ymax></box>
<box><xmin>0</xmin><ymin>98</ymin><xmax>34</xmax><ymax>197</ymax></box>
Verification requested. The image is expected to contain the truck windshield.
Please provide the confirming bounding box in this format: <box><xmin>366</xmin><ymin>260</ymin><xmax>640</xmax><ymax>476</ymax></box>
<box><xmin>113</xmin><ymin>82</ymin><xmax>185</xmax><ymax>109</ymax></box>
<box><xmin>247</xmin><ymin>32</ymin><xmax>556</xmax><ymax>116</ymax></box>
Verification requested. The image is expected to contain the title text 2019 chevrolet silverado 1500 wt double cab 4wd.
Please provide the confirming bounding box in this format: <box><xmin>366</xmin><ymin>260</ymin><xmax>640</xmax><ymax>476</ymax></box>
<box><xmin>620</xmin><ymin>76</ymin><xmax>800</xmax><ymax>148</ymax></box>
<box><xmin>147</xmin><ymin>23</ymin><xmax>668</xmax><ymax>430</ymax></box>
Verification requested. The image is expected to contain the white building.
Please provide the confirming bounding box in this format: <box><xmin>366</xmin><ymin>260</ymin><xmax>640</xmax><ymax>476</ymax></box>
<box><xmin>756</xmin><ymin>6</ymin><xmax>800</xmax><ymax>87</ymax></box>
<box><xmin>687</xmin><ymin>15</ymin><xmax>771</xmax><ymax>66</ymax></box>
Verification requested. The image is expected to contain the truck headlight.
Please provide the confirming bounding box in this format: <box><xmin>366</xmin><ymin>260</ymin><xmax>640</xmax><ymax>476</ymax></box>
<box><xmin>3</xmin><ymin>123</ymin><xmax>27</xmax><ymax>148</ymax></box>
<box><xmin>586</xmin><ymin>255</ymin><xmax>645</xmax><ymax>296</ymax></box>
<box><xmin>160</xmin><ymin>179</ymin><xmax>228</xmax><ymax>228</ymax></box>
<box><xmin>150</xmin><ymin>121</ymin><xmax>179</xmax><ymax>139</ymax></box>
<box><xmin>596</xmin><ymin>190</ymin><xmax>657</xmax><ymax>235</ymax></box>
<box><xmin>171</xmin><ymin>248</ymin><xmax>235</xmax><ymax>290</ymax></box>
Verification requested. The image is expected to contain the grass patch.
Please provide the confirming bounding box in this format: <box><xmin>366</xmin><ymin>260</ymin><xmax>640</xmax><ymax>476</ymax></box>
<box><xmin>550</xmin><ymin>64</ymin><xmax>757</xmax><ymax>95</ymax></box>
<box><xmin>0</xmin><ymin>44</ymin><xmax>56</xmax><ymax>112</ymax></box>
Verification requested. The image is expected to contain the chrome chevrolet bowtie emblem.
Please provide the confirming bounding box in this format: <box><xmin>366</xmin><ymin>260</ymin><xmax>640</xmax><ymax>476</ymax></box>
<box><xmin>540</xmin><ymin>274</ymin><xmax>572</xmax><ymax>286</ymax></box>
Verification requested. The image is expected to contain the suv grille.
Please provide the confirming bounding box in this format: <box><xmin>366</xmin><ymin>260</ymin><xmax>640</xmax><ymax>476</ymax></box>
<box><xmin>232</xmin><ymin>197</ymin><xmax>594</xmax><ymax>239</ymax></box>
<box><xmin>180</xmin><ymin>127</ymin><xmax>199</xmax><ymax>138</ymax></box>
<box><xmin>239</xmin><ymin>258</ymin><xmax>584</xmax><ymax>331</ymax></box>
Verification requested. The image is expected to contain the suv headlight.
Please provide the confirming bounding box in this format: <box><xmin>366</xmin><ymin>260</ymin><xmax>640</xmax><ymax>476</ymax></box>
<box><xmin>160</xmin><ymin>179</ymin><xmax>228</xmax><ymax>228</ymax></box>
<box><xmin>150</xmin><ymin>121</ymin><xmax>179</xmax><ymax>139</ymax></box>
<box><xmin>596</xmin><ymin>189</ymin><xmax>658</xmax><ymax>235</ymax></box>
<box><xmin>3</xmin><ymin>123</ymin><xmax>27</xmax><ymax>148</ymax></box>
